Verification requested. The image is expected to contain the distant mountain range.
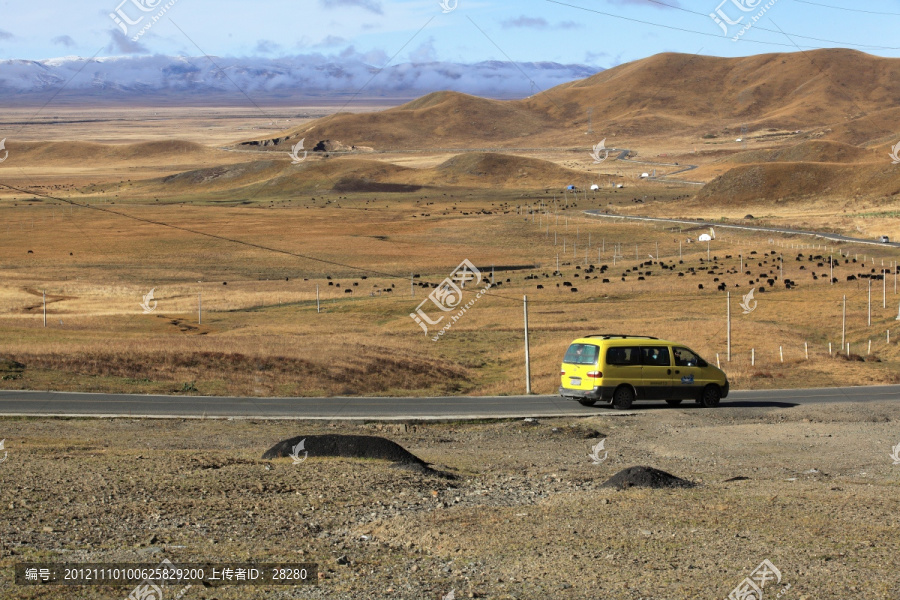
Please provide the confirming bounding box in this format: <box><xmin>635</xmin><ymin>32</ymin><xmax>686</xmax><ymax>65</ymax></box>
<box><xmin>0</xmin><ymin>55</ymin><xmax>599</xmax><ymax>102</ymax></box>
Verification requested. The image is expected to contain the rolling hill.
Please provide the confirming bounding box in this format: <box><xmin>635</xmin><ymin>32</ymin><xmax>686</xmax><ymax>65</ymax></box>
<box><xmin>239</xmin><ymin>49</ymin><xmax>900</xmax><ymax>152</ymax></box>
<box><xmin>148</xmin><ymin>152</ymin><xmax>591</xmax><ymax>196</ymax></box>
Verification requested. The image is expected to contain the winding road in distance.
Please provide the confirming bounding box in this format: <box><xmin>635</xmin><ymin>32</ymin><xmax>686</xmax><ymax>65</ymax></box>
<box><xmin>0</xmin><ymin>385</ymin><xmax>897</xmax><ymax>420</ymax></box>
<box><xmin>584</xmin><ymin>211</ymin><xmax>900</xmax><ymax>248</ymax></box>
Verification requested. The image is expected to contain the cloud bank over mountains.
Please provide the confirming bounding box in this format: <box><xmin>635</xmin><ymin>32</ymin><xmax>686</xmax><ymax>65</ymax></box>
<box><xmin>0</xmin><ymin>54</ymin><xmax>599</xmax><ymax>101</ymax></box>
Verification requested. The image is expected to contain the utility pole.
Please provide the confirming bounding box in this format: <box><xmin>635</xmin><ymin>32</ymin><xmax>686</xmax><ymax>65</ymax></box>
<box><xmin>523</xmin><ymin>296</ymin><xmax>532</xmax><ymax>394</ymax></box>
<box><xmin>726</xmin><ymin>292</ymin><xmax>731</xmax><ymax>362</ymax></box>
<box><xmin>842</xmin><ymin>295</ymin><xmax>846</xmax><ymax>350</ymax></box>
<box><xmin>868</xmin><ymin>280</ymin><xmax>872</xmax><ymax>326</ymax></box>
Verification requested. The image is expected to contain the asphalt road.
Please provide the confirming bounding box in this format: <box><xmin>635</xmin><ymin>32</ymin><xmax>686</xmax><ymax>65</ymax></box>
<box><xmin>584</xmin><ymin>211</ymin><xmax>900</xmax><ymax>248</ymax></box>
<box><xmin>0</xmin><ymin>385</ymin><xmax>897</xmax><ymax>420</ymax></box>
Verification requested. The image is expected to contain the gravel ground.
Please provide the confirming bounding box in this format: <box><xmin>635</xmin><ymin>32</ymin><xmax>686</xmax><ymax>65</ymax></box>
<box><xmin>2</xmin><ymin>401</ymin><xmax>900</xmax><ymax>599</ymax></box>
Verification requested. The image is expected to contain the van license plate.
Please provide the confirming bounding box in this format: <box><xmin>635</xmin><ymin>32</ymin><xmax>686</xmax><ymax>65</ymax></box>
<box><xmin>569</xmin><ymin>378</ymin><xmax>582</xmax><ymax>386</ymax></box>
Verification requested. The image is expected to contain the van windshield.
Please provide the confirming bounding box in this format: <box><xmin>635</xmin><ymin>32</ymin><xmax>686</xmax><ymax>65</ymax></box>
<box><xmin>563</xmin><ymin>343</ymin><xmax>599</xmax><ymax>365</ymax></box>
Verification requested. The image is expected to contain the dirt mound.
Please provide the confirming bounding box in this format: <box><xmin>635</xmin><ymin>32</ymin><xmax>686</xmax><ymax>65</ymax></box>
<box><xmin>262</xmin><ymin>434</ymin><xmax>438</xmax><ymax>474</ymax></box>
<box><xmin>600</xmin><ymin>466</ymin><xmax>694</xmax><ymax>490</ymax></box>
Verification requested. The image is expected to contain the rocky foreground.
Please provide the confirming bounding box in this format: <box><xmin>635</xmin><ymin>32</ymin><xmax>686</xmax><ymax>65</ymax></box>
<box><xmin>2</xmin><ymin>401</ymin><xmax>899</xmax><ymax>599</ymax></box>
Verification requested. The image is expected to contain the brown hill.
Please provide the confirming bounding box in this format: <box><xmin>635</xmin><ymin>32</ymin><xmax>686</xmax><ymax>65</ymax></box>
<box><xmin>424</xmin><ymin>152</ymin><xmax>587</xmax><ymax>187</ymax></box>
<box><xmin>239</xmin><ymin>49</ymin><xmax>900</xmax><ymax>151</ymax></box>
<box><xmin>152</xmin><ymin>152</ymin><xmax>590</xmax><ymax>195</ymax></box>
<box><xmin>695</xmin><ymin>161</ymin><xmax>900</xmax><ymax>205</ymax></box>
<box><xmin>7</xmin><ymin>140</ymin><xmax>216</xmax><ymax>166</ymax></box>
<box><xmin>237</xmin><ymin>90</ymin><xmax>552</xmax><ymax>151</ymax></box>
<box><xmin>726</xmin><ymin>140</ymin><xmax>875</xmax><ymax>165</ymax></box>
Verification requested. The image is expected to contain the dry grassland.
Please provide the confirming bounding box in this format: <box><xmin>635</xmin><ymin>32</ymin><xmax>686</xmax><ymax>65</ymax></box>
<box><xmin>1</xmin><ymin>188</ymin><xmax>899</xmax><ymax>398</ymax></box>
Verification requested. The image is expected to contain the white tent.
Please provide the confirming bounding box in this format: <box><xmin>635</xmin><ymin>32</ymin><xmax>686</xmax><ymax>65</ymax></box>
<box><xmin>640</xmin><ymin>172</ymin><xmax>649</xmax><ymax>178</ymax></box>
<box><xmin>698</xmin><ymin>233</ymin><xmax>712</xmax><ymax>242</ymax></box>
<box><xmin>590</xmin><ymin>184</ymin><xmax>600</xmax><ymax>190</ymax></box>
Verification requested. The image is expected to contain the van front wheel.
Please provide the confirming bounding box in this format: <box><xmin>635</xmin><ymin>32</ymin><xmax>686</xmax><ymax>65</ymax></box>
<box><xmin>700</xmin><ymin>385</ymin><xmax>722</xmax><ymax>408</ymax></box>
<box><xmin>612</xmin><ymin>386</ymin><xmax>635</xmax><ymax>410</ymax></box>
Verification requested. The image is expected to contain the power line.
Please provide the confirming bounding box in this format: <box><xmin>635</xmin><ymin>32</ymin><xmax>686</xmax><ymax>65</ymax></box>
<box><xmin>545</xmin><ymin>0</ymin><xmax>799</xmax><ymax>48</ymax></box>
<box><xmin>641</xmin><ymin>0</ymin><xmax>900</xmax><ymax>50</ymax></box>
<box><xmin>550</xmin><ymin>0</ymin><xmax>900</xmax><ymax>51</ymax></box>
<box><xmin>791</xmin><ymin>0</ymin><xmax>900</xmax><ymax>16</ymax></box>
<box><xmin>0</xmin><ymin>183</ymin><xmax>413</xmax><ymax>281</ymax></box>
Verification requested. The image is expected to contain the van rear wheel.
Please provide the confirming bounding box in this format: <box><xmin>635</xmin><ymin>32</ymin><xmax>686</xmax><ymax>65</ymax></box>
<box><xmin>612</xmin><ymin>386</ymin><xmax>634</xmax><ymax>410</ymax></box>
<box><xmin>577</xmin><ymin>398</ymin><xmax>596</xmax><ymax>407</ymax></box>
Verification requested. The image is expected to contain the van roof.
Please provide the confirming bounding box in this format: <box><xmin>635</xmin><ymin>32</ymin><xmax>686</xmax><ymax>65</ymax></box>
<box><xmin>572</xmin><ymin>335</ymin><xmax>680</xmax><ymax>346</ymax></box>
<box><xmin>584</xmin><ymin>334</ymin><xmax>658</xmax><ymax>340</ymax></box>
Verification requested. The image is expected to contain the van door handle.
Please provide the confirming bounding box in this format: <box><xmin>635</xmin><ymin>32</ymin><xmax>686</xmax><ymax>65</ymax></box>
<box><xmin>667</xmin><ymin>369</ymin><xmax>672</xmax><ymax>375</ymax></box>
<box><xmin>674</xmin><ymin>370</ymin><xmax>680</xmax><ymax>374</ymax></box>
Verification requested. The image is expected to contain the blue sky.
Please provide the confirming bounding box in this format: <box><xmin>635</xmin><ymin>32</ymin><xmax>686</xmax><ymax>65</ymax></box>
<box><xmin>1</xmin><ymin>0</ymin><xmax>899</xmax><ymax>67</ymax></box>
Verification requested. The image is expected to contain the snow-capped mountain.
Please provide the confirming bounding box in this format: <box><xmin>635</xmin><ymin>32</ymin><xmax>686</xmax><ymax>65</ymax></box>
<box><xmin>0</xmin><ymin>55</ymin><xmax>599</xmax><ymax>101</ymax></box>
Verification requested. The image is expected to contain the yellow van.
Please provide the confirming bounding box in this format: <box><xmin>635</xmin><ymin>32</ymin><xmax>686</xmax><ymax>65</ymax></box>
<box><xmin>559</xmin><ymin>334</ymin><xmax>729</xmax><ymax>409</ymax></box>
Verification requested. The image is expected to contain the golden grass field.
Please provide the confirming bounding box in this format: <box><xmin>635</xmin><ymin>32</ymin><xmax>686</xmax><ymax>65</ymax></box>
<box><xmin>1</xmin><ymin>179</ymin><xmax>899</xmax><ymax>398</ymax></box>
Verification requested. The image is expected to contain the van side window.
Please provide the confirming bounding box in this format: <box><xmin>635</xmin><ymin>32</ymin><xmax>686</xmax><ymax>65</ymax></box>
<box><xmin>640</xmin><ymin>346</ymin><xmax>671</xmax><ymax>366</ymax></box>
<box><xmin>563</xmin><ymin>344</ymin><xmax>599</xmax><ymax>365</ymax></box>
<box><xmin>606</xmin><ymin>346</ymin><xmax>640</xmax><ymax>366</ymax></box>
<box><xmin>673</xmin><ymin>347</ymin><xmax>699</xmax><ymax>367</ymax></box>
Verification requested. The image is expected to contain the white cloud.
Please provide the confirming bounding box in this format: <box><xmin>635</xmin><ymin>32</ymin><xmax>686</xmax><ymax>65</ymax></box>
<box><xmin>320</xmin><ymin>0</ymin><xmax>384</xmax><ymax>16</ymax></box>
<box><xmin>52</xmin><ymin>35</ymin><xmax>76</xmax><ymax>48</ymax></box>
<box><xmin>106</xmin><ymin>30</ymin><xmax>149</xmax><ymax>55</ymax></box>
